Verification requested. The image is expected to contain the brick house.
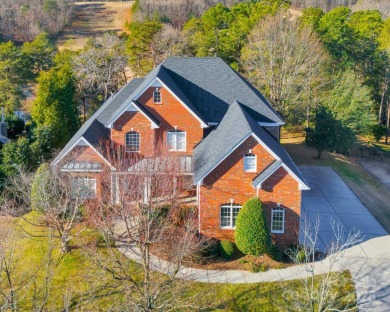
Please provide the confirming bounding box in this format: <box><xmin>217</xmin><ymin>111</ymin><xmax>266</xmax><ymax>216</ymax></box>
<box><xmin>52</xmin><ymin>57</ymin><xmax>309</xmax><ymax>248</ymax></box>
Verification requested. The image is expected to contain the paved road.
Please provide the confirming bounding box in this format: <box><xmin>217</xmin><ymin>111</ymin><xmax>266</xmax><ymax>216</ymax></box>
<box><xmin>299</xmin><ymin>166</ymin><xmax>387</xmax><ymax>253</ymax></box>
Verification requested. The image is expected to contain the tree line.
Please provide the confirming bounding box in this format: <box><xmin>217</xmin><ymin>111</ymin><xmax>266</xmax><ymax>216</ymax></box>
<box><xmin>0</xmin><ymin>0</ymin><xmax>74</xmax><ymax>42</ymax></box>
<box><xmin>126</xmin><ymin>0</ymin><xmax>390</xmax><ymax>156</ymax></box>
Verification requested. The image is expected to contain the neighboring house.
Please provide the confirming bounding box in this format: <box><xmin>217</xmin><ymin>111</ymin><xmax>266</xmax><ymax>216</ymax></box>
<box><xmin>52</xmin><ymin>57</ymin><xmax>309</xmax><ymax>247</ymax></box>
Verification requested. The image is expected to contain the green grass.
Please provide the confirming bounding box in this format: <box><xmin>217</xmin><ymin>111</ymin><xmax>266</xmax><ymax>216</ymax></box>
<box><xmin>0</xmin><ymin>212</ymin><xmax>357</xmax><ymax>311</ymax></box>
<box><xmin>373</xmin><ymin>142</ymin><xmax>390</xmax><ymax>153</ymax></box>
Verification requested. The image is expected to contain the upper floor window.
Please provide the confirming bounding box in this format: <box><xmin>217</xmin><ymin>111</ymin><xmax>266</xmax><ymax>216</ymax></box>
<box><xmin>271</xmin><ymin>205</ymin><xmax>285</xmax><ymax>234</ymax></box>
<box><xmin>220</xmin><ymin>203</ymin><xmax>242</xmax><ymax>228</ymax></box>
<box><xmin>153</xmin><ymin>88</ymin><xmax>162</xmax><ymax>104</ymax></box>
<box><xmin>71</xmin><ymin>177</ymin><xmax>96</xmax><ymax>199</ymax></box>
<box><xmin>167</xmin><ymin>129</ymin><xmax>186</xmax><ymax>151</ymax></box>
<box><xmin>244</xmin><ymin>153</ymin><xmax>256</xmax><ymax>172</ymax></box>
<box><xmin>126</xmin><ymin>131</ymin><xmax>140</xmax><ymax>152</ymax></box>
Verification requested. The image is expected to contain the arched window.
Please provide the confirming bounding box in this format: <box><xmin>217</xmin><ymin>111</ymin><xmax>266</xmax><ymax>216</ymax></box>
<box><xmin>125</xmin><ymin>131</ymin><xmax>140</xmax><ymax>152</ymax></box>
<box><xmin>153</xmin><ymin>88</ymin><xmax>162</xmax><ymax>104</ymax></box>
<box><xmin>220</xmin><ymin>203</ymin><xmax>242</xmax><ymax>228</ymax></box>
<box><xmin>167</xmin><ymin>129</ymin><xmax>186</xmax><ymax>151</ymax></box>
<box><xmin>244</xmin><ymin>153</ymin><xmax>256</xmax><ymax>172</ymax></box>
<box><xmin>271</xmin><ymin>204</ymin><xmax>285</xmax><ymax>233</ymax></box>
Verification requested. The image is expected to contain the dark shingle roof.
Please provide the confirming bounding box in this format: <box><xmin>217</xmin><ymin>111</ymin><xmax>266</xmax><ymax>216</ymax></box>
<box><xmin>252</xmin><ymin>160</ymin><xmax>282</xmax><ymax>188</ymax></box>
<box><xmin>51</xmin><ymin>78</ymin><xmax>144</xmax><ymax>166</ymax></box>
<box><xmin>161</xmin><ymin>57</ymin><xmax>284</xmax><ymax>124</ymax></box>
<box><xmin>53</xmin><ymin>57</ymin><xmax>285</xmax><ymax>169</ymax></box>
<box><xmin>193</xmin><ymin>101</ymin><xmax>308</xmax><ymax>189</ymax></box>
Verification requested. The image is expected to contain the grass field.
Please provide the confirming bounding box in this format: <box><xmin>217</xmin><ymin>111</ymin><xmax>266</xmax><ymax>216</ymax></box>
<box><xmin>0</xmin><ymin>212</ymin><xmax>357</xmax><ymax>311</ymax></box>
<box><xmin>56</xmin><ymin>1</ymin><xmax>133</xmax><ymax>50</ymax></box>
<box><xmin>282</xmin><ymin>130</ymin><xmax>390</xmax><ymax>232</ymax></box>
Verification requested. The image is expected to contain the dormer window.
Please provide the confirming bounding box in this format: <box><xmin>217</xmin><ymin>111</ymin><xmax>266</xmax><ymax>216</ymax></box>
<box><xmin>153</xmin><ymin>88</ymin><xmax>162</xmax><ymax>104</ymax></box>
<box><xmin>244</xmin><ymin>153</ymin><xmax>256</xmax><ymax>172</ymax></box>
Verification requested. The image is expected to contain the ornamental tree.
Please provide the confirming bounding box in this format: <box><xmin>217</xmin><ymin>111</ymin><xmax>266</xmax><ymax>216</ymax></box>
<box><xmin>234</xmin><ymin>197</ymin><xmax>271</xmax><ymax>256</ymax></box>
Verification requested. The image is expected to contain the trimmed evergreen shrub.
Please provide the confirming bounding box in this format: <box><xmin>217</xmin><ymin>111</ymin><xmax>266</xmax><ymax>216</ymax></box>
<box><xmin>234</xmin><ymin>197</ymin><xmax>271</xmax><ymax>256</ymax></box>
<box><xmin>219</xmin><ymin>240</ymin><xmax>235</xmax><ymax>259</ymax></box>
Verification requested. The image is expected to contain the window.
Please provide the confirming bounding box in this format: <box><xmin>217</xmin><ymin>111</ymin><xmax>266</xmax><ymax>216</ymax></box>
<box><xmin>244</xmin><ymin>153</ymin><xmax>256</xmax><ymax>172</ymax></box>
<box><xmin>126</xmin><ymin>131</ymin><xmax>140</xmax><ymax>152</ymax></box>
<box><xmin>153</xmin><ymin>88</ymin><xmax>162</xmax><ymax>104</ymax></box>
<box><xmin>220</xmin><ymin>203</ymin><xmax>242</xmax><ymax>228</ymax></box>
<box><xmin>71</xmin><ymin>177</ymin><xmax>96</xmax><ymax>199</ymax></box>
<box><xmin>271</xmin><ymin>205</ymin><xmax>285</xmax><ymax>233</ymax></box>
<box><xmin>167</xmin><ymin>129</ymin><xmax>186</xmax><ymax>151</ymax></box>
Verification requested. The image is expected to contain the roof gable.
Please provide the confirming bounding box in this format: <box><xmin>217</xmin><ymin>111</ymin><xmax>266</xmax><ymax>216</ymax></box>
<box><xmin>161</xmin><ymin>57</ymin><xmax>284</xmax><ymax>124</ymax></box>
<box><xmin>193</xmin><ymin>101</ymin><xmax>309</xmax><ymax>190</ymax></box>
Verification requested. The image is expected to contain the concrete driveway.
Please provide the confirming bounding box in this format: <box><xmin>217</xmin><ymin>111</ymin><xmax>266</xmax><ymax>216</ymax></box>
<box><xmin>299</xmin><ymin>166</ymin><xmax>387</xmax><ymax>253</ymax></box>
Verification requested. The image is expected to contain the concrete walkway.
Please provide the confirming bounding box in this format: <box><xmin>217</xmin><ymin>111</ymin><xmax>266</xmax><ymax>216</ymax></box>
<box><xmin>116</xmin><ymin>166</ymin><xmax>390</xmax><ymax>310</ymax></box>
<box><xmin>117</xmin><ymin>236</ymin><xmax>390</xmax><ymax>310</ymax></box>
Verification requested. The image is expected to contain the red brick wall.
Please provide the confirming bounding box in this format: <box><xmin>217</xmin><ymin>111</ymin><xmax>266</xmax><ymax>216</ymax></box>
<box><xmin>111</xmin><ymin>111</ymin><xmax>155</xmax><ymax>156</ymax></box>
<box><xmin>137</xmin><ymin>87</ymin><xmax>203</xmax><ymax>154</ymax></box>
<box><xmin>60</xmin><ymin>146</ymin><xmax>109</xmax><ymax>201</ymax></box>
<box><xmin>199</xmin><ymin>136</ymin><xmax>301</xmax><ymax>248</ymax></box>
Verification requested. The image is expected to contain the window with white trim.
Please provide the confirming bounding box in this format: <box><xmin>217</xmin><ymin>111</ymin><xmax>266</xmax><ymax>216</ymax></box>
<box><xmin>220</xmin><ymin>203</ymin><xmax>242</xmax><ymax>228</ymax></box>
<box><xmin>125</xmin><ymin>131</ymin><xmax>140</xmax><ymax>152</ymax></box>
<box><xmin>244</xmin><ymin>153</ymin><xmax>256</xmax><ymax>172</ymax></box>
<box><xmin>153</xmin><ymin>88</ymin><xmax>162</xmax><ymax>104</ymax></box>
<box><xmin>167</xmin><ymin>129</ymin><xmax>186</xmax><ymax>151</ymax></box>
<box><xmin>71</xmin><ymin>177</ymin><xmax>96</xmax><ymax>199</ymax></box>
<box><xmin>271</xmin><ymin>205</ymin><xmax>285</xmax><ymax>233</ymax></box>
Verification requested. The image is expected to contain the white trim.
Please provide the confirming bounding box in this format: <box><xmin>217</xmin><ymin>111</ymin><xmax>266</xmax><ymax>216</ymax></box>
<box><xmin>125</xmin><ymin>101</ymin><xmax>159</xmax><ymax>129</ymax></box>
<box><xmin>195</xmin><ymin>132</ymin><xmax>309</xmax><ymax>190</ymax></box>
<box><xmin>166</xmin><ymin>129</ymin><xmax>186</xmax><ymax>152</ymax></box>
<box><xmin>258</xmin><ymin>122</ymin><xmax>284</xmax><ymax>126</ymax></box>
<box><xmin>220</xmin><ymin>203</ymin><xmax>242</xmax><ymax>229</ymax></box>
<box><xmin>153</xmin><ymin>88</ymin><xmax>162</xmax><ymax>104</ymax></box>
<box><xmin>153</xmin><ymin>78</ymin><xmax>208</xmax><ymax>128</ymax></box>
<box><xmin>125</xmin><ymin>130</ymin><xmax>141</xmax><ymax>153</ymax></box>
<box><xmin>197</xmin><ymin>184</ymin><xmax>201</xmax><ymax>234</ymax></box>
<box><xmin>61</xmin><ymin>169</ymin><xmax>103</xmax><ymax>173</ymax></box>
<box><xmin>244</xmin><ymin>153</ymin><xmax>257</xmax><ymax>172</ymax></box>
<box><xmin>254</xmin><ymin>162</ymin><xmax>283</xmax><ymax>189</ymax></box>
<box><xmin>51</xmin><ymin>137</ymin><xmax>115</xmax><ymax>170</ymax></box>
<box><xmin>195</xmin><ymin>133</ymin><xmax>251</xmax><ymax>184</ymax></box>
<box><xmin>271</xmin><ymin>206</ymin><xmax>285</xmax><ymax>234</ymax></box>
<box><xmin>106</xmin><ymin>77</ymin><xmax>208</xmax><ymax>128</ymax></box>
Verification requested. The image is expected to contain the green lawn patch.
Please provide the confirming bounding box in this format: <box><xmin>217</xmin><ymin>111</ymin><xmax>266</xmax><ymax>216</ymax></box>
<box><xmin>0</xmin><ymin>212</ymin><xmax>357</xmax><ymax>311</ymax></box>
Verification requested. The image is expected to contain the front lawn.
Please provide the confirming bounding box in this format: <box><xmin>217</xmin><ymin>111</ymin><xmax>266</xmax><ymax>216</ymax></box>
<box><xmin>0</xmin><ymin>212</ymin><xmax>357</xmax><ymax>311</ymax></box>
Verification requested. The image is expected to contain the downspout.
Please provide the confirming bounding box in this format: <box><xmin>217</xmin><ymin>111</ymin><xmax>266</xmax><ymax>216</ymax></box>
<box><xmin>197</xmin><ymin>183</ymin><xmax>201</xmax><ymax>234</ymax></box>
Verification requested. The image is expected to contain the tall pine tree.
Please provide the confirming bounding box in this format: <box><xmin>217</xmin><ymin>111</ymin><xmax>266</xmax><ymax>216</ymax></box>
<box><xmin>32</xmin><ymin>59</ymin><xmax>80</xmax><ymax>148</ymax></box>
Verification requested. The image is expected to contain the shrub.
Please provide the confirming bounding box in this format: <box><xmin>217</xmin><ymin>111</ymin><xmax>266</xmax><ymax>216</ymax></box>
<box><xmin>251</xmin><ymin>262</ymin><xmax>268</xmax><ymax>272</ymax></box>
<box><xmin>234</xmin><ymin>197</ymin><xmax>271</xmax><ymax>256</ymax></box>
<box><xmin>269</xmin><ymin>245</ymin><xmax>283</xmax><ymax>261</ymax></box>
<box><xmin>31</xmin><ymin>163</ymin><xmax>51</xmax><ymax>211</ymax></box>
<box><xmin>372</xmin><ymin>124</ymin><xmax>386</xmax><ymax>142</ymax></box>
<box><xmin>203</xmin><ymin>238</ymin><xmax>219</xmax><ymax>258</ymax></box>
<box><xmin>219</xmin><ymin>240</ymin><xmax>235</xmax><ymax>259</ymax></box>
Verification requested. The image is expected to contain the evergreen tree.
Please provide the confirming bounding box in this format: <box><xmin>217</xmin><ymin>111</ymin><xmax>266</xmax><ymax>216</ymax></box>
<box><xmin>32</xmin><ymin>59</ymin><xmax>80</xmax><ymax>148</ymax></box>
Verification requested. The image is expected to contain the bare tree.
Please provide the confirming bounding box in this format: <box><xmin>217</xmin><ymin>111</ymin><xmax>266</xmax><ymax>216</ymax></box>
<box><xmin>283</xmin><ymin>218</ymin><xmax>362</xmax><ymax>311</ymax></box>
<box><xmin>241</xmin><ymin>11</ymin><xmax>330</xmax><ymax>124</ymax></box>
<box><xmin>73</xmin><ymin>33</ymin><xmax>128</xmax><ymax>120</ymax></box>
<box><xmin>151</xmin><ymin>24</ymin><xmax>184</xmax><ymax>65</ymax></box>
<box><xmin>0</xmin><ymin>217</ymin><xmax>56</xmax><ymax>312</ymax></box>
<box><xmin>2</xmin><ymin>164</ymin><xmax>89</xmax><ymax>254</ymax></box>
<box><xmin>82</xmin><ymin>144</ymin><xmax>211</xmax><ymax>311</ymax></box>
<box><xmin>0</xmin><ymin>0</ymin><xmax>75</xmax><ymax>42</ymax></box>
